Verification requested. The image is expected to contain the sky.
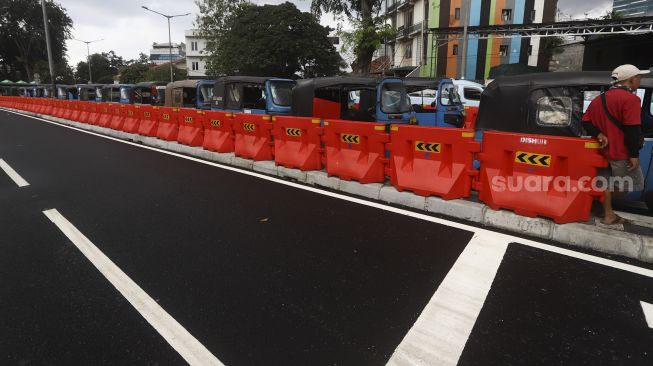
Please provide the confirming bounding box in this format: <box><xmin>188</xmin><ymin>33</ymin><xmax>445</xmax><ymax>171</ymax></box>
<box><xmin>60</xmin><ymin>0</ymin><xmax>613</xmax><ymax>67</ymax></box>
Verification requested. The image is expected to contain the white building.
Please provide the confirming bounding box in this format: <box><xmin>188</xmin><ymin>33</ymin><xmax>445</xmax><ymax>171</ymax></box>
<box><xmin>149</xmin><ymin>42</ymin><xmax>186</xmax><ymax>65</ymax></box>
<box><xmin>185</xmin><ymin>30</ymin><xmax>209</xmax><ymax>78</ymax></box>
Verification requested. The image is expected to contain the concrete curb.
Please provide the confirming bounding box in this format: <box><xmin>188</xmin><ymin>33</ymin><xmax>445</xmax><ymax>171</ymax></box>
<box><xmin>7</xmin><ymin>108</ymin><xmax>653</xmax><ymax>263</ymax></box>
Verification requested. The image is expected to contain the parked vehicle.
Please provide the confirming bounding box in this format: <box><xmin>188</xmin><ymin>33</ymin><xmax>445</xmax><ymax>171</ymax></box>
<box><xmin>212</xmin><ymin>76</ymin><xmax>294</xmax><ymax>114</ymax></box>
<box><xmin>453</xmin><ymin>79</ymin><xmax>484</xmax><ymax>107</ymax></box>
<box><xmin>77</xmin><ymin>84</ymin><xmax>103</xmax><ymax>101</ymax></box>
<box><xmin>292</xmin><ymin>77</ymin><xmax>415</xmax><ymax>124</ymax></box>
<box><xmin>56</xmin><ymin>85</ymin><xmax>79</xmax><ymax>100</ymax></box>
<box><xmin>131</xmin><ymin>82</ymin><xmax>167</xmax><ymax>105</ymax></box>
<box><xmin>165</xmin><ymin>80</ymin><xmax>216</xmax><ymax>109</ymax></box>
<box><xmin>476</xmin><ymin>71</ymin><xmax>653</xmax><ymax>213</ymax></box>
<box><xmin>404</xmin><ymin>77</ymin><xmax>465</xmax><ymax>127</ymax></box>
<box><xmin>100</xmin><ymin>84</ymin><xmax>133</xmax><ymax>103</ymax></box>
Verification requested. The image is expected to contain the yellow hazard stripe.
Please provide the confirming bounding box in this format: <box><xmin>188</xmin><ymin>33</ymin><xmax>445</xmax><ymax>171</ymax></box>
<box><xmin>461</xmin><ymin>132</ymin><xmax>474</xmax><ymax>138</ymax></box>
<box><xmin>585</xmin><ymin>142</ymin><xmax>601</xmax><ymax>149</ymax></box>
<box><xmin>374</xmin><ymin>126</ymin><xmax>385</xmax><ymax>131</ymax></box>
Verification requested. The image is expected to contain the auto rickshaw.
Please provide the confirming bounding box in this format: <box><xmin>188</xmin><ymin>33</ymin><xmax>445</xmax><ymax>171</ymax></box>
<box><xmin>211</xmin><ymin>76</ymin><xmax>294</xmax><ymax>114</ymax></box>
<box><xmin>100</xmin><ymin>84</ymin><xmax>133</xmax><ymax>103</ymax></box>
<box><xmin>131</xmin><ymin>82</ymin><xmax>167</xmax><ymax>105</ymax></box>
<box><xmin>77</xmin><ymin>84</ymin><xmax>103</xmax><ymax>101</ymax></box>
<box><xmin>56</xmin><ymin>85</ymin><xmax>79</xmax><ymax>100</ymax></box>
<box><xmin>165</xmin><ymin>80</ymin><xmax>216</xmax><ymax>109</ymax></box>
<box><xmin>403</xmin><ymin>77</ymin><xmax>465</xmax><ymax>127</ymax></box>
<box><xmin>476</xmin><ymin>71</ymin><xmax>653</xmax><ymax>213</ymax></box>
<box><xmin>291</xmin><ymin>77</ymin><xmax>416</xmax><ymax>124</ymax></box>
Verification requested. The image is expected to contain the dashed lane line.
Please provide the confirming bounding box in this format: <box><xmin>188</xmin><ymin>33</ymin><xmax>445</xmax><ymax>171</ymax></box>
<box><xmin>43</xmin><ymin>208</ymin><xmax>225</xmax><ymax>366</ymax></box>
<box><xmin>643</xmin><ymin>301</ymin><xmax>653</xmax><ymax>329</ymax></box>
<box><xmin>0</xmin><ymin>158</ymin><xmax>29</xmax><ymax>187</ymax></box>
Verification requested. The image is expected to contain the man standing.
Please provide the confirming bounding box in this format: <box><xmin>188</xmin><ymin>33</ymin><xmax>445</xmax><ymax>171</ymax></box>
<box><xmin>582</xmin><ymin>64</ymin><xmax>649</xmax><ymax>226</ymax></box>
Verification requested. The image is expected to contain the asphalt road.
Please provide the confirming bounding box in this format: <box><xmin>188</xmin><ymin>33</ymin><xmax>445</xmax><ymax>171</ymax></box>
<box><xmin>1</xmin><ymin>109</ymin><xmax>652</xmax><ymax>365</ymax></box>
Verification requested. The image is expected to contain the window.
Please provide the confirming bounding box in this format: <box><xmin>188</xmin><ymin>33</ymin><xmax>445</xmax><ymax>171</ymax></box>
<box><xmin>528</xmin><ymin>45</ymin><xmax>533</xmax><ymax>56</ymax></box>
<box><xmin>405</xmin><ymin>42</ymin><xmax>412</xmax><ymax>58</ymax></box>
<box><xmin>530</xmin><ymin>9</ymin><xmax>536</xmax><ymax>22</ymax></box>
<box><xmin>381</xmin><ymin>83</ymin><xmax>411</xmax><ymax>114</ymax></box>
<box><xmin>463</xmin><ymin>87</ymin><xmax>482</xmax><ymax>101</ymax></box>
<box><xmin>453</xmin><ymin>45</ymin><xmax>459</xmax><ymax>55</ymax></box>
<box><xmin>405</xmin><ymin>8</ymin><xmax>413</xmax><ymax>26</ymax></box>
<box><xmin>269</xmin><ymin>81</ymin><xmax>294</xmax><ymax>107</ymax></box>
<box><xmin>192</xmin><ymin>61</ymin><xmax>199</xmax><ymax>71</ymax></box>
<box><xmin>499</xmin><ymin>45</ymin><xmax>509</xmax><ymax>56</ymax></box>
<box><xmin>502</xmin><ymin>9</ymin><xmax>513</xmax><ymax>21</ymax></box>
<box><xmin>536</xmin><ymin>96</ymin><xmax>572</xmax><ymax>127</ymax></box>
<box><xmin>455</xmin><ymin>8</ymin><xmax>461</xmax><ymax>20</ymax></box>
<box><xmin>440</xmin><ymin>84</ymin><xmax>462</xmax><ymax>106</ymax></box>
<box><xmin>191</xmin><ymin>41</ymin><xmax>198</xmax><ymax>51</ymax></box>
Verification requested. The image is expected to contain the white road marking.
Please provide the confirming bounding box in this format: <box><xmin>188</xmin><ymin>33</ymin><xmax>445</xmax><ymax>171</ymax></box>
<box><xmin>387</xmin><ymin>232</ymin><xmax>509</xmax><ymax>366</ymax></box>
<box><xmin>43</xmin><ymin>209</ymin><xmax>224</xmax><ymax>366</ymax></box>
<box><xmin>6</xmin><ymin>109</ymin><xmax>653</xmax><ymax>278</ymax></box>
<box><xmin>0</xmin><ymin>158</ymin><xmax>29</xmax><ymax>187</ymax></box>
<box><xmin>642</xmin><ymin>301</ymin><xmax>653</xmax><ymax>329</ymax></box>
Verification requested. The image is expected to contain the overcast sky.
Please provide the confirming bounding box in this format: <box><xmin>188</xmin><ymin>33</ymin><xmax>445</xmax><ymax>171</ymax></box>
<box><xmin>60</xmin><ymin>0</ymin><xmax>612</xmax><ymax>67</ymax></box>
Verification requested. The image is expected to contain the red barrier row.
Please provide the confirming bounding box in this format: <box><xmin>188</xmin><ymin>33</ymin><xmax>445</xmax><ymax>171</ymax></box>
<box><xmin>1</xmin><ymin>96</ymin><xmax>609</xmax><ymax>224</ymax></box>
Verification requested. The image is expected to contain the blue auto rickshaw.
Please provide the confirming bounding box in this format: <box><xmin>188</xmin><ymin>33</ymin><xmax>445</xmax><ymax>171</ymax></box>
<box><xmin>403</xmin><ymin>77</ymin><xmax>466</xmax><ymax>127</ymax></box>
<box><xmin>291</xmin><ymin>77</ymin><xmax>416</xmax><ymax>124</ymax></box>
<box><xmin>77</xmin><ymin>84</ymin><xmax>103</xmax><ymax>102</ymax></box>
<box><xmin>56</xmin><ymin>85</ymin><xmax>79</xmax><ymax>100</ymax></box>
<box><xmin>212</xmin><ymin>76</ymin><xmax>295</xmax><ymax>115</ymax></box>
<box><xmin>165</xmin><ymin>80</ymin><xmax>215</xmax><ymax>109</ymax></box>
<box><xmin>101</xmin><ymin>84</ymin><xmax>131</xmax><ymax>103</ymax></box>
<box><xmin>132</xmin><ymin>81</ymin><xmax>167</xmax><ymax>105</ymax></box>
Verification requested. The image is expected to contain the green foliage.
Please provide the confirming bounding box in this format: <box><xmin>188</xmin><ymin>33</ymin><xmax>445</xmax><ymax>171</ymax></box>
<box><xmin>120</xmin><ymin>63</ymin><xmax>149</xmax><ymax>84</ymax></box>
<box><xmin>194</xmin><ymin>0</ymin><xmax>246</xmax><ymax>73</ymax></box>
<box><xmin>0</xmin><ymin>0</ymin><xmax>73</xmax><ymax>82</ymax></box>
<box><xmin>204</xmin><ymin>2</ymin><xmax>343</xmax><ymax>78</ymax></box>
<box><xmin>144</xmin><ymin>63</ymin><xmax>186</xmax><ymax>83</ymax></box>
<box><xmin>75</xmin><ymin>51</ymin><xmax>125</xmax><ymax>84</ymax></box>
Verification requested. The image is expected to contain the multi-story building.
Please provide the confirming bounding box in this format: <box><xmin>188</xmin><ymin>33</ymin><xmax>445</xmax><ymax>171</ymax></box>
<box><xmin>149</xmin><ymin>42</ymin><xmax>186</xmax><ymax>66</ymax></box>
<box><xmin>185</xmin><ymin>30</ymin><xmax>209</xmax><ymax>78</ymax></box>
<box><xmin>383</xmin><ymin>0</ymin><xmax>429</xmax><ymax>75</ymax></box>
<box><xmin>613</xmin><ymin>0</ymin><xmax>653</xmax><ymax>17</ymax></box>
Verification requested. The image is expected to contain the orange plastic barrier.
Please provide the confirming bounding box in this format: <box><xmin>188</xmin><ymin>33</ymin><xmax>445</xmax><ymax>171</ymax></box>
<box><xmin>43</xmin><ymin>99</ymin><xmax>54</xmax><ymax>115</ymax></box>
<box><xmin>464</xmin><ymin>106</ymin><xmax>479</xmax><ymax>129</ymax></box>
<box><xmin>202</xmin><ymin>111</ymin><xmax>235</xmax><ymax>153</ymax></box>
<box><xmin>177</xmin><ymin>108</ymin><xmax>205</xmax><ymax>146</ymax></box>
<box><xmin>85</xmin><ymin>102</ymin><xmax>100</xmax><ymax>125</ymax></box>
<box><xmin>61</xmin><ymin>101</ymin><xmax>74</xmax><ymax>120</ymax></box>
<box><xmin>272</xmin><ymin>116</ymin><xmax>323</xmax><ymax>171</ymax></box>
<box><xmin>322</xmin><ymin>119</ymin><xmax>389</xmax><ymax>183</ymax></box>
<box><xmin>108</xmin><ymin>104</ymin><xmax>125</xmax><ymax>130</ymax></box>
<box><xmin>232</xmin><ymin>113</ymin><xmax>274</xmax><ymax>161</ymax></box>
<box><xmin>36</xmin><ymin>99</ymin><xmax>48</xmax><ymax>115</ymax></box>
<box><xmin>156</xmin><ymin>107</ymin><xmax>180</xmax><ymax>141</ymax></box>
<box><xmin>137</xmin><ymin>105</ymin><xmax>159</xmax><ymax>137</ymax></box>
<box><xmin>69</xmin><ymin>101</ymin><xmax>82</xmax><ymax>121</ymax></box>
<box><xmin>121</xmin><ymin>105</ymin><xmax>140</xmax><ymax>133</ymax></box>
<box><xmin>77</xmin><ymin>102</ymin><xmax>90</xmax><ymax>123</ymax></box>
<box><xmin>387</xmin><ymin>125</ymin><xmax>480</xmax><ymax>199</ymax></box>
<box><xmin>475</xmin><ymin>131</ymin><xmax>608</xmax><ymax>224</ymax></box>
<box><xmin>97</xmin><ymin>103</ymin><xmax>113</xmax><ymax>127</ymax></box>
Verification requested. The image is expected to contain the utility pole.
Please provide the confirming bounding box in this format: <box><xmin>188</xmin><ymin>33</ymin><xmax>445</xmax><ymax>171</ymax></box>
<box><xmin>142</xmin><ymin>6</ymin><xmax>190</xmax><ymax>83</ymax></box>
<box><xmin>41</xmin><ymin>0</ymin><xmax>56</xmax><ymax>96</ymax></box>
<box><xmin>460</xmin><ymin>0</ymin><xmax>470</xmax><ymax>80</ymax></box>
<box><xmin>74</xmin><ymin>39</ymin><xmax>104</xmax><ymax>84</ymax></box>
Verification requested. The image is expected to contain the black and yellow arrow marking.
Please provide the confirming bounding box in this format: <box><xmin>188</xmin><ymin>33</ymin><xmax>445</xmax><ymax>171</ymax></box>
<box><xmin>515</xmin><ymin>151</ymin><xmax>551</xmax><ymax>167</ymax></box>
<box><xmin>415</xmin><ymin>141</ymin><xmax>441</xmax><ymax>153</ymax></box>
<box><xmin>341</xmin><ymin>134</ymin><xmax>360</xmax><ymax>144</ymax></box>
<box><xmin>162</xmin><ymin>113</ymin><xmax>170</xmax><ymax>120</ymax></box>
<box><xmin>285</xmin><ymin>128</ymin><xmax>301</xmax><ymax>137</ymax></box>
<box><xmin>184</xmin><ymin>116</ymin><xmax>193</xmax><ymax>123</ymax></box>
<box><xmin>243</xmin><ymin>123</ymin><xmax>256</xmax><ymax>131</ymax></box>
<box><xmin>210</xmin><ymin>119</ymin><xmax>221</xmax><ymax>127</ymax></box>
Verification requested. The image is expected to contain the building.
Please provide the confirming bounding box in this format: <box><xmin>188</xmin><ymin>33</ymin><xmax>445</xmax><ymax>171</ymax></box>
<box><xmin>380</xmin><ymin>0</ymin><xmax>558</xmax><ymax>79</ymax></box>
<box><xmin>613</xmin><ymin>0</ymin><xmax>653</xmax><ymax>17</ymax></box>
<box><xmin>149</xmin><ymin>42</ymin><xmax>186</xmax><ymax>65</ymax></box>
<box><xmin>185</xmin><ymin>30</ymin><xmax>209</xmax><ymax>78</ymax></box>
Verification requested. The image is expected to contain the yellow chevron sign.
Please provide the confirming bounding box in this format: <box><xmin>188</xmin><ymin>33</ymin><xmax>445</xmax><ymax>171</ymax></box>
<box><xmin>184</xmin><ymin>116</ymin><xmax>193</xmax><ymax>123</ymax></box>
<box><xmin>143</xmin><ymin>112</ymin><xmax>151</xmax><ymax>118</ymax></box>
<box><xmin>243</xmin><ymin>123</ymin><xmax>256</xmax><ymax>131</ymax></box>
<box><xmin>515</xmin><ymin>151</ymin><xmax>551</xmax><ymax>167</ymax></box>
<box><xmin>341</xmin><ymin>134</ymin><xmax>360</xmax><ymax>144</ymax></box>
<box><xmin>162</xmin><ymin>113</ymin><xmax>170</xmax><ymax>120</ymax></box>
<box><xmin>415</xmin><ymin>141</ymin><xmax>441</xmax><ymax>153</ymax></box>
<box><xmin>285</xmin><ymin>128</ymin><xmax>301</xmax><ymax>137</ymax></box>
<box><xmin>210</xmin><ymin>119</ymin><xmax>221</xmax><ymax>127</ymax></box>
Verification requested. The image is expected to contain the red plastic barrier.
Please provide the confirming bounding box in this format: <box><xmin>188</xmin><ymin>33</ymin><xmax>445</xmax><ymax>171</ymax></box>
<box><xmin>177</xmin><ymin>108</ymin><xmax>205</xmax><ymax>146</ymax></box>
<box><xmin>272</xmin><ymin>116</ymin><xmax>323</xmax><ymax>171</ymax></box>
<box><xmin>97</xmin><ymin>103</ymin><xmax>113</xmax><ymax>127</ymax></box>
<box><xmin>121</xmin><ymin>105</ymin><xmax>140</xmax><ymax>133</ymax></box>
<box><xmin>232</xmin><ymin>113</ymin><xmax>274</xmax><ymax>161</ymax></box>
<box><xmin>475</xmin><ymin>131</ymin><xmax>608</xmax><ymax>224</ymax></box>
<box><xmin>61</xmin><ymin>101</ymin><xmax>74</xmax><ymax>120</ymax></box>
<box><xmin>108</xmin><ymin>104</ymin><xmax>125</xmax><ymax>130</ymax></box>
<box><xmin>387</xmin><ymin>125</ymin><xmax>480</xmax><ymax>199</ymax></box>
<box><xmin>464</xmin><ymin>106</ymin><xmax>479</xmax><ymax>129</ymax></box>
<box><xmin>76</xmin><ymin>102</ymin><xmax>90</xmax><ymax>123</ymax></box>
<box><xmin>35</xmin><ymin>99</ymin><xmax>46</xmax><ymax>114</ymax></box>
<box><xmin>322</xmin><ymin>119</ymin><xmax>389</xmax><ymax>183</ymax></box>
<box><xmin>85</xmin><ymin>102</ymin><xmax>100</xmax><ymax>125</ymax></box>
<box><xmin>42</xmin><ymin>99</ymin><xmax>54</xmax><ymax>115</ymax></box>
<box><xmin>51</xmin><ymin>100</ymin><xmax>63</xmax><ymax>118</ymax></box>
<box><xmin>156</xmin><ymin>107</ymin><xmax>180</xmax><ymax>141</ymax></box>
<box><xmin>69</xmin><ymin>101</ymin><xmax>82</xmax><ymax>121</ymax></box>
<box><xmin>137</xmin><ymin>105</ymin><xmax>159</xmax><ymax>137</ymax></box>
<box><xmin>202</xmin><ymin>111</ymin><xmax>235</xmax><ymax>153</ymax></box>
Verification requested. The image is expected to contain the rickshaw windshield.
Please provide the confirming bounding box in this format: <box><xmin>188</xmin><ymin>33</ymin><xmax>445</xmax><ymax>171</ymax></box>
<box><xmin>120</xmin><ymin>88</ymin><xmax>130</xmax><ymax>100</ymax></box>
<box><xmin>57</xmin><ymin>88</ymin><xmax>67</xmax><ymax>98</ymax></box>
<box><xmin>269</xmin><ymin>81</ymin><xmax>294</xmax><ymax>106</ymax></box>
<box><xmin>200</xmin><ymin>85</ymin><xmax>213</xmax><ymax>103</ymax></box>
<box><xmin>95</xmin><ymin>87</ymin><xmax>103</xmax><ymax>99</ymax></box>
<box><xmin>381</xmin><ymin>83</ymin><xmax>411</xmax><ymax>114</ymax></box>
<box><xmin>440</xmin><ymin>84</ymin><xmax>462</xmax><ymax>106</ymax></box>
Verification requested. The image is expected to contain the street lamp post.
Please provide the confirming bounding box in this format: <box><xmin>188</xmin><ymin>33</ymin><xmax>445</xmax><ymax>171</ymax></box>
<box><xmin>141</xmin><ymin>6</ymin><xmax>190</xmax><ymax>83</ymax></box>
<box><xmin>41</xmin><ymin>0</ymin><xmax>56</xmax><ymax>97</ymax></box>
<box><xmin>74</xmin><ymin>38</ymin><xmax>104</xmax><ymax>84</ymax></box>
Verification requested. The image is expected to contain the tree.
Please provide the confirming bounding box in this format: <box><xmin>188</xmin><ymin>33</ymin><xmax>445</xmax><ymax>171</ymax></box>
<box><xmin>144</xmin><ymin>63</ymin><xmax>186</xmax><ymax>82</ymax></box>
<box><xmin>205</xmin><ymin>2</ymin><xmax>344</xmax><ymax>78</ymax></box>
<box><xmin>0</xmin><ymin>0</ymin><xmax>72</xmax><ymax>82</ymax></box>
<box><xmin>120</xmin><ymin>63</ymin><xmax>149</xmax><ymax>84</ymax></box>
<box><xmin>310</xmin><ymin>0</ymin><xmax>392</xmax><ymax>75</ymax></box>
<box><xmin>74</xmin><ymin>51</ymin><xmax>126</xmax><ymax>84</ymax></box>
<box><xmin>194</xmin><ymin>0</ymin><xmax>246</xmax><ymax>56</ymax></box>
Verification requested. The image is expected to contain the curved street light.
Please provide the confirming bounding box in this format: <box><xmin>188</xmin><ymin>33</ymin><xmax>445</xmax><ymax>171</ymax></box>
<box><xmin>74</xmin><ymin>38</ymin><xmax>104</xmax><ymax>84</ymax></box>
<box><xmin>142</xmin><ymin>6</ymin><xmax>190</xmax><ymax>82</ymax></box>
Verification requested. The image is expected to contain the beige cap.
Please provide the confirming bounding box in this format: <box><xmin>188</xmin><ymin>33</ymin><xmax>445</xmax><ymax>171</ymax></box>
<box><xmin>611</xmin><ymin>64</ymin><xmax>650</xmax><ymax>83</ymax></box>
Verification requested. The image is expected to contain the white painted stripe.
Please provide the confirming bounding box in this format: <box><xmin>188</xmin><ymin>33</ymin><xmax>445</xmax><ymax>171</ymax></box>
<box><xmin>642</xmin><ymin>301</ymin><xmax>653</xmax><ymax>329</ymax></box>
<box><xmin>42</xmin><ymin>209</ymin><xmax>224</xmax><ymax>366</ymax></box>
<box><xmin>0</xmin><ymin>158</ymin><xmax>29</xmax><ymax>187</ymax></box>
<box><xmin>6</xmin><ymin>109</ymin><xmax>653</xmax><ymax>278</ymax></box>
<box><xmin>387</xmin><ymin>232</ymin><xmax>509</xmax><ymax>366</ymax></box>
